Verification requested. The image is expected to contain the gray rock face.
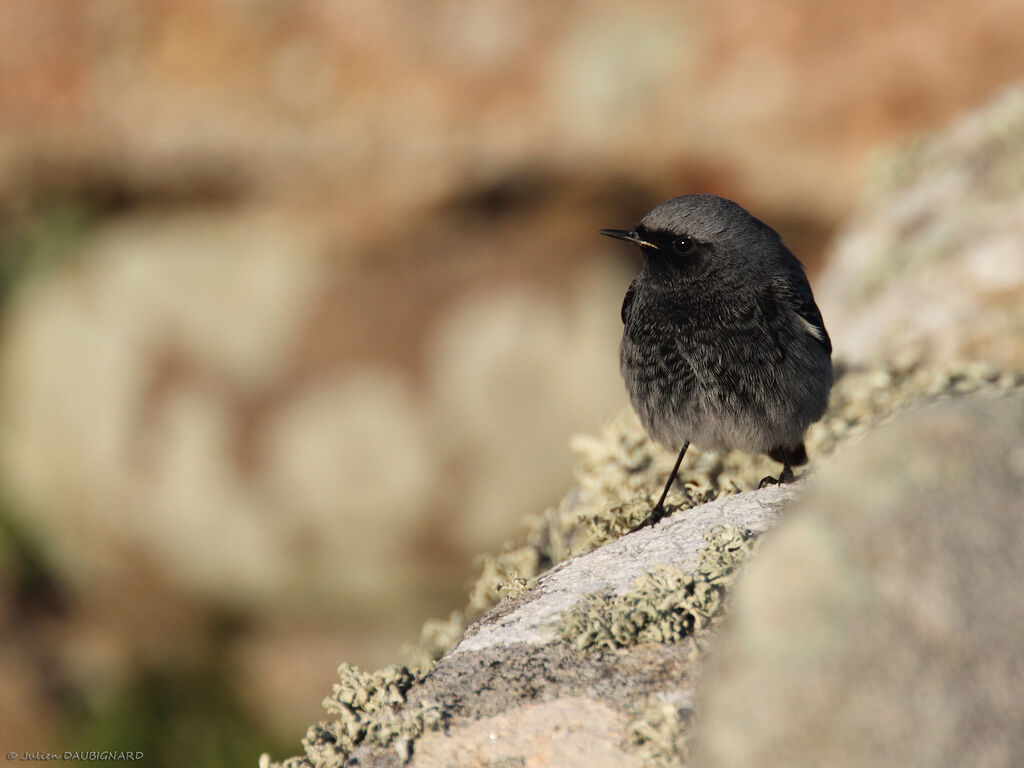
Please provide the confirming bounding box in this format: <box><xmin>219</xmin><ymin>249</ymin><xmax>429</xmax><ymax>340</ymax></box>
<box><xmin>816</xmin><ymin>82</ymin><xmax>1024</xmax><ymax>369</ymax></box>
<box><xmin>269</xmin><ymin>486</ymin><xmax>793</xmax><ymax>768</ymax></box>
<box><xmin>268</xmin><ymin>390</ymin><xmax>1024</xmax><ymax>768</ymax></box>
<box><xmin>370</xmin><ymin>488</ymin><xmax>792</xmax><ymax>768</ymax></box>
<box><xmin>693</xmin><ymin>395</ymin><xmax>1024</xmax><ymax>768</ymax></box>
<box><xmin>454</xmin><ymin>485</ymin><xmax>793</xmax><ymax>655</ymax></box>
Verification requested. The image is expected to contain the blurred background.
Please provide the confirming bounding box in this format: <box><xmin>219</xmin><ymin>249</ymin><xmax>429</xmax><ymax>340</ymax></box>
<box><xmin>2</xmin><ymin>0</ymin><xmax>1024</xmax><ymax>764</ymax></box>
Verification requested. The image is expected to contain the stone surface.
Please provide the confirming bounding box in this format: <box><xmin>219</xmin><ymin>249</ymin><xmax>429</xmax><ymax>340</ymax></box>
<box><xmin>454</xmin><ymin>485</ymin><xmax>792</xmax><ymax>654</ymax></box>
<box><xmin>817</xmin><ymin>82</ymin><xmax>1024</xmax><ymax>368</ymax></box>
<box><xmin>269</xmin><ymin>384</ymin><xmax>1024</xmax><ymax>767</ymax></box>
<box><xmin>5</xmin><ymin>0</ymin><xmax>1024</xmax><ymax>220</ymax></box>
<box><xmin>0</xmin><ymin>208</ymin><xmax>626</xmax><ymax>623</ymax></box>
<box><xmin>692</xmin><ymin>395</ymin><xmax>1024</xmax><ymax>768</ymax></box>
<box><xmin>268</xmin><ymin>485</ymin><xmax>792</xmax><ymax>767</ymax></box>
<box><xmin>410</xmin><ymin>697</ymin><xmax>644</xmax><ymax>768</ymax></box>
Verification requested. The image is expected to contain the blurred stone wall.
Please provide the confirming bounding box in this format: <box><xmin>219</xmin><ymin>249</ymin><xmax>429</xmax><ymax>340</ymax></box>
<box><xmin>5</xmin><ymin>0</ymin><xmax>1024</xmax><ymax>218</ymax></box>
<box><xmin>2</xmin><ymin>0</ymin><xmax>1024</xmax><ymax>750</ymax></box>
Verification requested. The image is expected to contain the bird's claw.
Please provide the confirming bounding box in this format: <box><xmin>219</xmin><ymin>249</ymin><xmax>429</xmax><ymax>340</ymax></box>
<box><xmin>636</xmin><ymin>503</ymin><xmax>670</xmax><ymax>530</ymax></box>
<box><xmin>758</xmin><ymin>466</ymin><xmax>795</xmax><ymax>489</ymax></box>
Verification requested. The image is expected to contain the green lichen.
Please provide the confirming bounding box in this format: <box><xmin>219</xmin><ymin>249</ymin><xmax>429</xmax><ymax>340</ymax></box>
<box><xmin>399</xmin><ymin>543</ymin><xmax>542</xmax><ymax>672</ymax></box>
<box><xmin>570</xmin><ymin>481</ymin><xmax>720</xmax><ymax>555</ymax></box>
<box><xmin>496</xmin><ymin>571</ymin><xmax>536</xmax><ymax>600</ymax></box>
<box><xmin>466</xmin><ymin>545</ymin><xmax>542</xmax><ymax>619</ymax></box>
<box><xmin>560</xmin><ymin>526</ymin><xmax>761</xmax><ymax>652</ymax></box>
<box><xmin>401</xmin><ymin>611</ymin><xmax>466</xmax><ymax>675</ymax></box>
<box><xmin>287</xmin><ymin>663</ymin><xmax>444</xmax><ymax>767</ymax></box>
<box><xmin>627</xmin><ymin>698</ymin><xmax>692</xmax><ymax>768</ymax></box>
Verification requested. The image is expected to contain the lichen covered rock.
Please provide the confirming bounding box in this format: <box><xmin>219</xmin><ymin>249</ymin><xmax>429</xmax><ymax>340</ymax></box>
<box><xmin>265</xmin><ymin>358</ymin><xmax>1024</xmax><ymax>767</ymax></box>
<box><xmin>818</xmin><ymin>82</ymin><xmax>1024</xmax><ymax>368</ymax></box>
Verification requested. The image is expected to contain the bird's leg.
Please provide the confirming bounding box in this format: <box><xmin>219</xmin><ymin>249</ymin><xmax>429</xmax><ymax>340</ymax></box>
<box><xmin>638</xmin><ymin>442</ymin><xmax>689</xmax><ymax>529</ymax></box>
<box><xmin>759</xmin><ymin>447</ymin><xmax>795</xmax><ymax>488</ymax></box>
<box><xmin>778</xmin><ymin>449</ymin><xmax>795</xmax><ymax>484</ymax></box>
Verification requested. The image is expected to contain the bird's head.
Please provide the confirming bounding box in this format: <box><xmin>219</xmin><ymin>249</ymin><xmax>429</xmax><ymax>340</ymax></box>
<box><xmin>601</xmin><ymin>194</ymin><xmax>781</xmax><ymax>283</ymax></box>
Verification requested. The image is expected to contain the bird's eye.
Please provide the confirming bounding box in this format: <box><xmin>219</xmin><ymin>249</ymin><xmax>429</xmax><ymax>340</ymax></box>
<box><xmin>672</xmin><ymin>237</ymin><xmax>696</xmax><ymax>256</ymax></box>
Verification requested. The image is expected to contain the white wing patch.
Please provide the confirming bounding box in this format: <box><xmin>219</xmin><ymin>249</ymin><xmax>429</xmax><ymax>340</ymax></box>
<box><xmin>797</xmin><ymin>314</ymin><xmax>825</xmax><ymax>341</ymax></box>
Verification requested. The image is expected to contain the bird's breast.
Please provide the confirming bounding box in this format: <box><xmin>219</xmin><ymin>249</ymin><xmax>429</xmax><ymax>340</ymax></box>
<box><xmin>619</xmin><ymin>285</ymin><xmax>828</xmax><ymax>453</ymax></box>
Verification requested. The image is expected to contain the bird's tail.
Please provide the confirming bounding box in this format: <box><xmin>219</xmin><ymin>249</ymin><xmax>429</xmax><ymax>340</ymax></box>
<box><xmin>768</xmin><ymin>442</ymin><xmax>808</xmax><ymax>467</ymax></box>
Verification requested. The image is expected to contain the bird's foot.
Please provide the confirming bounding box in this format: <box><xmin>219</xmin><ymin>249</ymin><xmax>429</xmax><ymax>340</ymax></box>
<box><xmin>758</xmin><ymin>466</ymin><xmax>796</xmax><ymax>489</ymax></box>
<box><xmin>636</xmin><ymin>503</ymin><xmax>671</xmax><ymax>530</ymax></box>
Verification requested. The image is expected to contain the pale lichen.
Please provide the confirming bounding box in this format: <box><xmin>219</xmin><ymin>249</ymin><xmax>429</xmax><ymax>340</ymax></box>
<box><xmin>869</xmin><ymin>83</ymin><xmax>1024</xmax><ymax>199</ymax></box>
<box><xmin>401</xmin><ymin>611</ymin><xmax>465</xmax><ymax>674</ymax></box>
<box><xmin>465</xmin><ymin>544</ymin><xmax>542</xmax><ymax>619</ymax></box>
<box><xmin>290</xmin><ymin>663</ymin><xmax>444</xmax><ymax>767</ymax></box>
<box><xmin>557</xmin><ymin>359</ymin><xmax>1024</xmax><ymax>541</ymax></box>
<box><xmin>560</xmin><ymin>526</ymin><xmax>761</xmax><ymax>652</ymax></box>
<box><xmin>627</xmin><ymin>698</ymin><xmax>692</xmax><ymax>768</ymax></box>
<box><xmin>400</xmin><ymin>542</ymin><xmax>543</xmax><ymax>672</ymax></box>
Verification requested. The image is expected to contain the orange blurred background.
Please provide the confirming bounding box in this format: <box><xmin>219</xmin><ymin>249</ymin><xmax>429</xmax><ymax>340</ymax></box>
<box><xmin>1</xmin><ymin>1</ymin><xmax>1023</xmax><ymax>764</ymax></box>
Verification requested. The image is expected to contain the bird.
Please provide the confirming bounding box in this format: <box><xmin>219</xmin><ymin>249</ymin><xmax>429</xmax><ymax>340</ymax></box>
<box><xmin>601</xmin><ymin>194</ymin><xmax>833</xmax><ymax>528</ymax></box>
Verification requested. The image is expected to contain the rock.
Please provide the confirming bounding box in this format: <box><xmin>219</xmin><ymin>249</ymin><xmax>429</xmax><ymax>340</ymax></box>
<box><xmin>411</xmin><ymin>697</ymin><xmax>645</xmax><ymax>768</ymax></box>
<box><xmin>0</xmin><ymin>207</ymin><xmax>627</xmax><ymax>661</ymax></box>
<box><xmin>267</xmin><ymin>380</ymin><xmax>1024</xmax><ymax>767</ymax></box>
<box><xmin>816</xmin><ymin>81</ymin><xmax>1024</xmax><ymax>368</ymax></box>
<box><xmin>0</xmin><ymin>199</ymin><xmax>630</xmax><ymax>735</ymax></box>
<box><xmin>5</xmin><ymin>1</ymin><xmax>1024</xmax><ymax>221</ymax></box>
<box><xmin>452</xmin><ymin>486</ymin><xmax>792</xmax><ymax>655</ymax></box>
<box><xmin>276</xmin><ymin>488</ymin><xmax>794</xmax><ymax>768</ymax></box>
<box><xmin>692</xmin><ymin>395</ymin><xmax>1024</xmax><ymax>768</ymax></box>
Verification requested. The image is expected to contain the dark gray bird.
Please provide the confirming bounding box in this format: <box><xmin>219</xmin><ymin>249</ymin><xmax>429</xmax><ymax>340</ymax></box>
<box><xmin>601</xmin><ymin>194</ymin><xmax>832</xmax><ymax>528</ymax></box>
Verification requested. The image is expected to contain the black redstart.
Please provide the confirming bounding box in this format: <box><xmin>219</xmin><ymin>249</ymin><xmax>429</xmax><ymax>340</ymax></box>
<box><xmin>601</xmin><ymin>194</ymin><xmax>833</xmax><ymax>528</ymax></box>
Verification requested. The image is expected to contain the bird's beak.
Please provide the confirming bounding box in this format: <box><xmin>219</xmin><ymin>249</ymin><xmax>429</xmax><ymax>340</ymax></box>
<box><xmin>600</xmin><ymin>229</ymin><xmax>658</xmax><ymax>249</ymax></box>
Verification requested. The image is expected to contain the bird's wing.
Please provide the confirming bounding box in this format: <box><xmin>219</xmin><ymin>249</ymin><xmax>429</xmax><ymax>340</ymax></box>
<box><xmin>771</xmin><ymin>273</ymin><xmax>832</xmax><ymax>356</ymax></box>
<box><xmin>621</xmin><ymin>282</ymin><xmax>636</xmax><ymax>324</ymax></box>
